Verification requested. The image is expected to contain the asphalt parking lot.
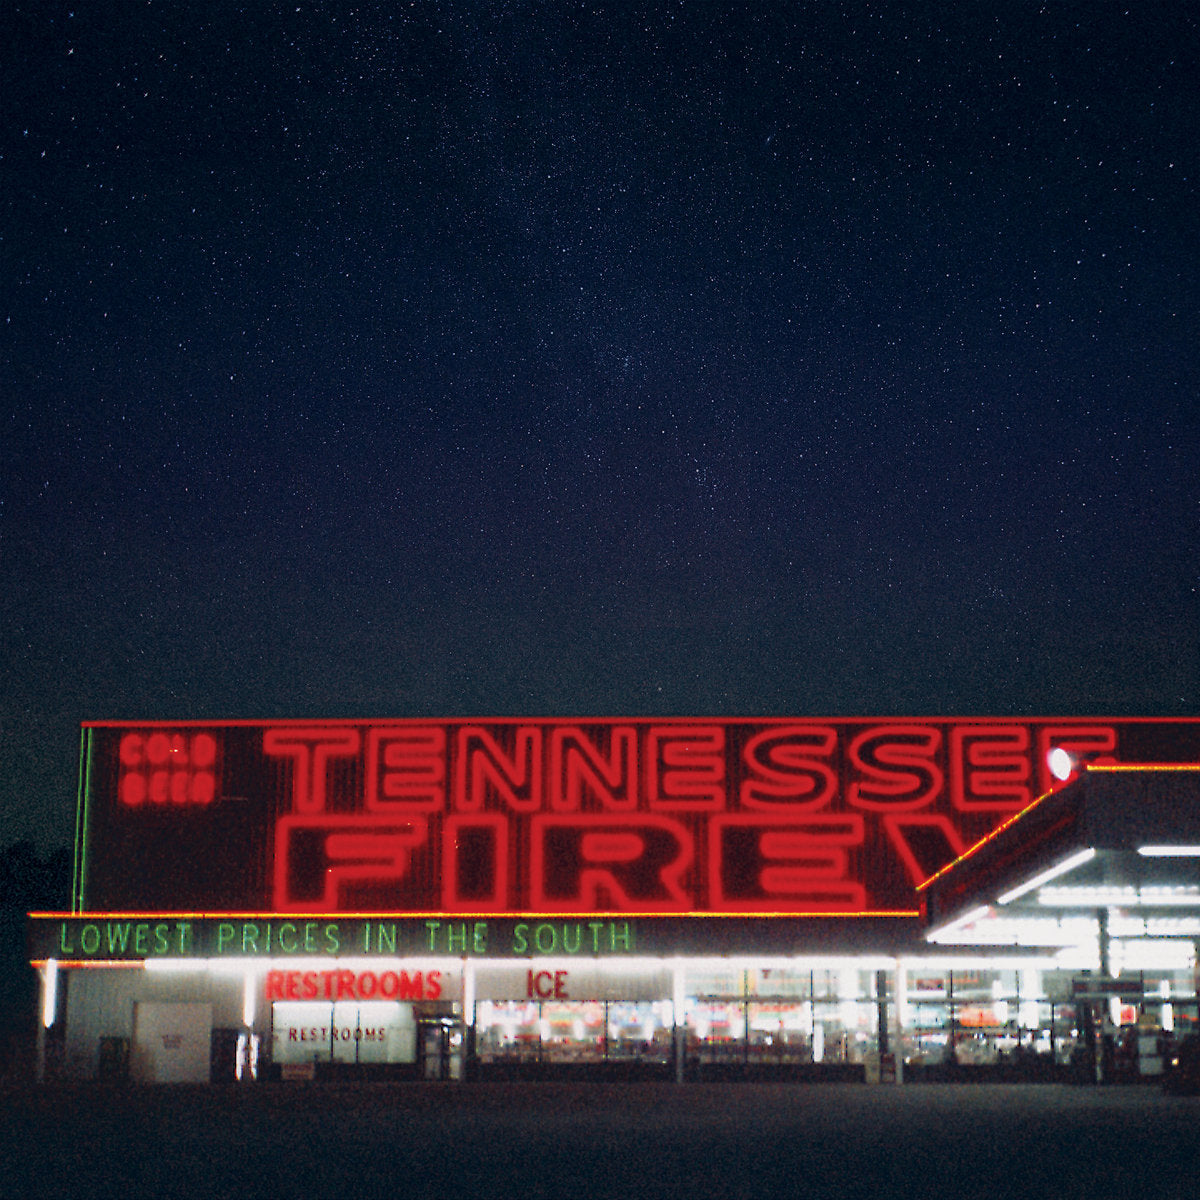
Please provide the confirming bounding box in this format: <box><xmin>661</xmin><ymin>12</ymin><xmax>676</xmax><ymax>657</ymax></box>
<box><xmin>4</xmin><ymin>1081</ymin><xmax>1199</xmax><ymax>1200</ymax></box>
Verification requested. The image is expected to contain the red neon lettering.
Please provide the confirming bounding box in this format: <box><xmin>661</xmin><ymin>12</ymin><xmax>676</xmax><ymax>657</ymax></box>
<box><xmin>949</xmin><ymin>725</ymin><xmax>1031</xmax><ymax>811</ymax></box>
<box><xmin>121</xmin><ymin>774</ymin><xmax>146</xmax><ymax>805</ymax></box>
<box><xmin>394</xmin><ymin>970</ymin><xmax>424</xmax><ymax>1001</ymax></box>
<box><xmin>263</xmin><ymin>727</ymin><xmax>361</xmax><ymax>814</ymax></box>
<box><xmin>453</xmin><ymin>726</ymin><xmax>542</xmax><ymax>813</ymax></box>
<box><xmin>265</xmin><ymin>970</ymin><xmax>286</xmax><ymax>1001</ymax></box>
<box><xmin>366</xmin><ymin>727</ymin><xmax>446</xmax><ymax>811</ymax></box>
<box><xmin>357</xmin><ymin>970</ymin><xmax>377</xmax><ymax>998</ymax></box>
<box><xmin>189</xmin><ymin>772</ymin><xmax>215</xmax><ymax>804</ymax></box>
<box><xmin>645</xmin><ymin>725</ymin><xmax>725</xmax><ymax>811</ymax></box>
<box><xmin>119</xmin><ymin>734</ymin><xmax>144</xmax><ymax>767</ymax></box>
<box><xmin>709</xmin><ymin>815</ymin><xmax>867</xmax><ymax>911</ymax></box>
<box><xmin>426</xmin><ymin>970</ymin><xmax>442</xmax><ymax>1000</ymax></box>
<box><xmin>526</xmin><ymin>970</ymin><xmax>570</xmax><ymax>1000</ymax></box>
<box><xmin>191</xmin><ymin>734</ymin><xmax>217</xmax><ymax>768</ymax></box>
<box><xmin>580</xmin><ymin>831</ymin><xmax>644</xmax><ymax>861</ymax></box>
<box><xmin>847</xmin><ymin>725</ymin><xmax>943</xmax><ymax>811</ymax></box>
<box><xmin>1035</xmin><ymin>725</ymin><xmax>1118</xmax><ymax>793</ymax></box>
<box><xmin>379</xmin><ymin>971</ymin><xmax>399</xmax><ymax>998</ymax></box>
<box><xmin>119</xmin><ymin>732</ymin><xmax>218</xmax><ymax>807</ymax></box>
<box><xmin>549</xmin><ymin>726</ymin><xmax>638</xmax><ymax>811</ymax></box>
<box><xmin>442</xmin><ymin>815</ymin><xmax>509</xmax><ymax>911</ymax></box>
<box><xmin>335</xmin><ymin>970</ymin><xmax>357</xmax><ymax>1000</ymax></box>
<box><xmin>146</xmin><ymin>733</ymin><xmax>171</xmax><ymax>765</ymax></box>
<box><xmin>300</xmin><ymin>971</ymin><xmax>319</xmax><ymax>1000</ymax></box>
<box><xmin>273</xmin><ymin>815</ymin><xmax>429</xmax><ymax>911</ymax></box>
<box><xmin>285</xmin><ymin>972</ymin><xmax>301</xmax><ymax>1000</ymax></box>
<box><xmin>148</xmin><ymin>771</ymin><xmax>169</xmax><ymax>804</ymax></box>
<box><xmin>740</xmin><ymin>725</ymin><xmax>837</xmax><ymax>811</ymax></box>
<box><xmin>531</xmin><ymin>815</ymin><xmax>694</xmax><ymax>911</ymax></box>
<box><xmin>882</xmin><ymin>814</ymin><xmax>970</xmax><ymax>885</ymax></box>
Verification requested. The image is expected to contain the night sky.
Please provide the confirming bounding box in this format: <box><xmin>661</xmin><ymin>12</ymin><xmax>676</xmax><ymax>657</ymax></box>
<box><xmin>3</xmin><ymin>2</ymin><xmax>1198</xmax><ymax>850</ymax></box>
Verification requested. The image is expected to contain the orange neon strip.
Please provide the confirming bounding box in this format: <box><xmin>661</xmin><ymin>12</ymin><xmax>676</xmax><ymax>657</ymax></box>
<box><xmin>31</xmin><ymin>960</ymin><xmax>142</xmax><ymax>969</ymax></box>
<box><xmin>1089</xmin><ymin>763</ymin><xmax>1200</xmax><ymax>772</ymax></box>
<box><xmin>31</xmin><ymin>909</ymin><xmax>919</xmax><ymax>920</ymax></box>
<box><xmin>915</xmin><ymin>762</ymin><xmax>1200</xmax><ymax>892</ymax></box>
<box><xmin>915</xmin><ymin>786</ymin><xmax>1062</xmax><ymax>892</ymax></box>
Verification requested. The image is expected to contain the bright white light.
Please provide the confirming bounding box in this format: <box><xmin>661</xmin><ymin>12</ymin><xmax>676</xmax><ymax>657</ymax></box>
<box><xmin>42</xmin><ymin>960</ymin><xmax>58</xmax><ymax>1028</ymax></box>
<box><xmin>902</xmin><ymin>951</ymin><xmax>1060</xmax><ymax>969</ymax></box>
<box><xmin>463</xmin><ymin>961</ymin><xmax>476</xmax><ymax>1027</ymax></box>
<box><xmin>1111</xmin><ymin>938</ymin><xmax>1196</xmax><ymax>972</ymax></box>
<box><xmin>242</xmin><ymin>973</ymin><xmax>256</xmax><ymax>1027</ymax></box>
<box><xmin>672</xmin><ymin>960</ymin><xmax>686</xmax><ymax>1012</ymax></box>
<box><xmin>1048</xmin><ymin>748</ymin><xmax>1075</xmax><ymax>782</ymax></box>
<box><xmin>1138</xmin><ymin>845</ymin><xmax>1200</xmax><ymax>857</ymax></box>
<box><xmin>997</xmin><ymin>848</ymin><xmax>1096</xmax><ymax>905</ymax></box>
<box><xmin>926</xmin><ymin>904</ymin><xmax>991</xmax><ymax>943</ymax></box>
<box><xmin>1040</xmin><ymin>885</ymin><xmax>1200</xmax><ymax>908</ymax></box>
<box><xmin>1055</xmin><ymin>941</ymin><xmax>1101</xmax><ymax>970</ymax></box>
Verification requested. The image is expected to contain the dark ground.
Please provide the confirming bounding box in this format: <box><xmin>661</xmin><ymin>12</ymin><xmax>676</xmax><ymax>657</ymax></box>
<box><xmin>2</xmin><ymin>1082</ymin><xmax>1199</xmax><ymax>1200</ymax></box>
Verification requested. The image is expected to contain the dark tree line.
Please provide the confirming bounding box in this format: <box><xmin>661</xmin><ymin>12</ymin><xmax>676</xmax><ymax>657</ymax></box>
<box><xmin>0</xmin><ymin>842</ymin><xmax>72</xmax><ymax>1079</ymax></box>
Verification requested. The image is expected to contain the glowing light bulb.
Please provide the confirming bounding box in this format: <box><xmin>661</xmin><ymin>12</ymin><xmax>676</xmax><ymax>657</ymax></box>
<box><xmin>1048</xmin><ymin>748</ymin><xmax>1074</xmax><ymax>782</ymax></box>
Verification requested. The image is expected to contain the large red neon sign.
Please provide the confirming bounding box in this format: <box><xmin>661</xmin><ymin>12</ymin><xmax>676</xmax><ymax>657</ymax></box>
<box><xmin>84</xmin><ymin>718</ymin><xmax>1197</xmax><ymax>916</ymax></box>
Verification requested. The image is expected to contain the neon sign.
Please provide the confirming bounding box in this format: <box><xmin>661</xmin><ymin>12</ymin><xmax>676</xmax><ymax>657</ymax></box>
<box><xmin>117</xmin><ymin>731</ymin><xmax>218</xmax><ymax>806</ymax></box>
<box><xmin>77</xmin><ymin>718</ymin><xmax>1200</xmax><ymax>917</ymax></box>
<box><xmin>265</xmin><ymin>968</ymin><xmax>442</xmax><ymax>1002</ymax></box>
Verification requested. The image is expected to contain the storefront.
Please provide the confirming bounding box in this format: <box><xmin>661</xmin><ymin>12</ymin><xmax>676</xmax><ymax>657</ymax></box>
<box><xmin>28</xmin><ymin>718</ymin><xmax>1200</xmax><ymax>1083</ymax></box>
<box><xmin>920</xmin><ymin>763</ymin><xmax>1200</xmax><ymax>1081</ymax></box>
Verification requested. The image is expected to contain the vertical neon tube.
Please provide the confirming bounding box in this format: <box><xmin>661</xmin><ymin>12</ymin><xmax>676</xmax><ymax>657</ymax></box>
<box><xmin>242</xmin><ymin>971</ymin><xmax>256</xmax><ymax>1028</ymax></box>
<box><xmin>42</xmin><ymin>960</ymin><xmax>58</xmax><ymax>1028</ymax></box>
<box><xmin>463</xmin><ymin>959</ymin><xmax>476</xmax><ymax>1027</ymax></box>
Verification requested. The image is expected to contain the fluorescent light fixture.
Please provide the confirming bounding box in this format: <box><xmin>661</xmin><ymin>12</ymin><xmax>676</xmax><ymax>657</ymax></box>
<box><xmin>901</xmin><ymin>952</ymin><xmax>1059</xmax><ymax>970</ymax></box>
<box><xmin>42</xmin><ymin>960</ymin><xmax>58</xmax><ymax>1028</ymax></box>
<box><xmin>926</xmin><ymin>904</ymin><xmax>991</xmax><ymax>943</ymax></box>
<box><xmin>1039</xmin><ymin>885</ymin><xmax>1200</xmax><ymax>908</ymax></box>
<box><xmin>242</xmin><ymin>973</ymin><xmax>256</xmax><ymax>1026</ymax></box>
<box><xmin>1138</xmin><ymin>845</ymin><xmax>1200</xmax><ymax>857</ymax></box>
<box><xmin>997</xmin><ymin>848</ymin><xmax>1096</xmax><ymax>905</ymax></box>
<box><xmin>463</xmin><ymin>960</ymin><xmax>476</xmax><ymax>1027</ymax></box>
<box><xmin>1110</xmin><ymin>938</ymin><xmax>1196</xmax><ymax>972</ymax></box>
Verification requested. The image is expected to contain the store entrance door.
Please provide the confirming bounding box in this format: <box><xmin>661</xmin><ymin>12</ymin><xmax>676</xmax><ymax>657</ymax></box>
<box><xmin>418</xmin><ymin>1019</ymin><xmax>463</xmax><ymax>1080</ymax></box>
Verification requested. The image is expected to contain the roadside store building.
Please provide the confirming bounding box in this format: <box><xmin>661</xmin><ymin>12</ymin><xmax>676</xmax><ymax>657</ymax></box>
<box><xmin>29</xmin><ymin>718</ymin><xmax>1200</xmax><ymax>1083</ymax></box>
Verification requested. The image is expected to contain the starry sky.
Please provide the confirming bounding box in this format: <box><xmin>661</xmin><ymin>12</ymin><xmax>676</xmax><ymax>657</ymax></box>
<box><xmin>2</xmin><ymin>2</ymin><xmax>1198</xmax><ymax>849</ymax></box>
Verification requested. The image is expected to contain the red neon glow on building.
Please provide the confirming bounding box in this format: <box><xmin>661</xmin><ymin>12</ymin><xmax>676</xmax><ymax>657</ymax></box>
<box><xmin>78</xmin><ymin>717</ymin><xmax>1196</xmax><ymax>918</ymax></box>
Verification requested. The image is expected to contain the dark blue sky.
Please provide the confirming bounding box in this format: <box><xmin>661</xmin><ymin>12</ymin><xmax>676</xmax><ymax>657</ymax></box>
<box><xmin>3</xmin><ymin>2</ymin><xmax>1198</xmax><ymax>848</ymax></box>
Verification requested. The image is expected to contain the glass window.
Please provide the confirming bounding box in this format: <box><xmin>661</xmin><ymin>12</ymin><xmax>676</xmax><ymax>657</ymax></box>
<box><xmin>271</xmin><ymin>1001</ymin><xmax>416</xmax><ymax>1065</ymax></box>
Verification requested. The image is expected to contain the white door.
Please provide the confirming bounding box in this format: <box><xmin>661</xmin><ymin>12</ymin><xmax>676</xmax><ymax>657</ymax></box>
<box><xmin>132</xmin><ymin>1002</ymin><xmax>213</xmax><ymax>1083</ymax></box>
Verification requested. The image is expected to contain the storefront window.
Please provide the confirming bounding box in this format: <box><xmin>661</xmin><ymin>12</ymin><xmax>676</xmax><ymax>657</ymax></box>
<box><xmin>271</xmin><ymin>1001</ymin><xmax>417</xmax><ymax>1065</ymax></box>
<box><xmin>474</xmin><ymin>999</ymin><xmax>674</xmax><ymax>1063</ymax></box>
<box><xmin>683</xmin><ymin>965</ymin><xmax>880</xmax><ymax>1064</ymax></box>
<box><xmin>900</xmin><ymin>968</ymin><xmax>1063</xmax><ymax>1065</ymax></box>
